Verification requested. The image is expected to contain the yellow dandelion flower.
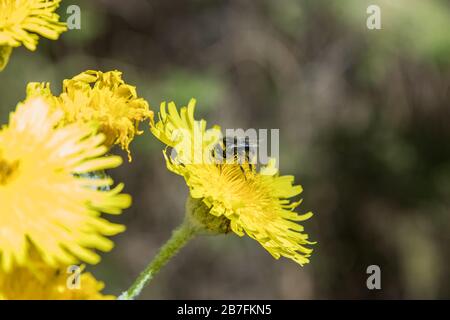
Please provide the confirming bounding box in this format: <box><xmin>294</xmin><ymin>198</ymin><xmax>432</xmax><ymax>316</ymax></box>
<box><xmin>0</xmin><ymin>45</ymin><xmax>12</xmax><ymax>71</ymax></box>
<box><xmin>150</xmin><ymin>99</ymin><xmax>314</xmax><ymax>266</ymax></box>
<box><xmin>0</xmin><ymin>257</ymin><xmax>114</xmax><ymax>300</ymax></box>
<box><xmin>0</xmin><ymin>0</ymin><xmax>67</xmax><ymax>70</ymax></box>
<box><xmin>0</xmin><ymin>98</ymin><xmax>131</xmax><ymax>272</ymax></box>
<box><xmin>26</xmin><ymin>70</ymin><xmax>153</xmax><ymax>161</ymax></box>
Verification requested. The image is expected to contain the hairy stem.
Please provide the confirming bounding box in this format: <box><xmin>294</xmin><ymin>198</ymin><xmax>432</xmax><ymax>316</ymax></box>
<box><xmin>119</xmin><ymin>220</ymin><xmax>198</xmax><ymax>300</ymax></box>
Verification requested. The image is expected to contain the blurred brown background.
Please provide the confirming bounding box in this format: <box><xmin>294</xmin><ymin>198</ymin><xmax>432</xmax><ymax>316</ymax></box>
<box><xmin>0</xmin><ymin>0</ymin><xmax>449</xmax><ymax>299</ymax></box>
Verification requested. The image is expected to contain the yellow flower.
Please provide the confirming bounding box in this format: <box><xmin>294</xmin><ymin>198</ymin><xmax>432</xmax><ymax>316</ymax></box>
<box><xmin>150</xmin><ymin>99</ymin><xmax>314</xmax><ymax>266</ymax></box>
<box><xmin>0</xmin><ymin>98</ymin><xmax>131</xmax><ymax>272</ymax></box>
<box><xmin>0</xmin><ymin>0</ymin><xmax>67</xmax><ymax>70</ymax></box>
<box><xmin>26</xmin><ymin>70</ymin><xmax>153</xmax><ymax>161</ymax></box>
<box><xmin>0</xmin><ymin>257</ymin><xmax>114</xmax><ymax>300</ymax></box>
<box><xmin>0</xmin><ymin>45</ymin><xmax>12</xmax><ymax>71</ymax></box>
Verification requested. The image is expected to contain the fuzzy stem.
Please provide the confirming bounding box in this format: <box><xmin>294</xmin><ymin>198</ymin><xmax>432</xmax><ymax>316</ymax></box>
<box><xmin>119</xmin><ymin>220</ymin><xmax>198</xmax><ymax>300</ymax></box>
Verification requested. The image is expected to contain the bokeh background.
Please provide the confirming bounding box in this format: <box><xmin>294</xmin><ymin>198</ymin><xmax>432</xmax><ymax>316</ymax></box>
<box><xmin>1</xmin><ymin>0</ymin><xmax>449</xmax><ymax>299</ymax></box>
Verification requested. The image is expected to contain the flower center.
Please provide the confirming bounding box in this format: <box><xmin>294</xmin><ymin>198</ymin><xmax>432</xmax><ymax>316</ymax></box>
<box><xmin>0</xmin><ymin>157</ymin><xmax>20</xmax><ymax>185</ymax></box>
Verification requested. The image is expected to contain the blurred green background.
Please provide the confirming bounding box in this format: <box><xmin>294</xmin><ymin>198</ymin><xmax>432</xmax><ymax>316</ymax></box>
<box><xmin>1</xmin><ymin>0</ymin><xmax>449</xmax><ymax>299</ymax></box>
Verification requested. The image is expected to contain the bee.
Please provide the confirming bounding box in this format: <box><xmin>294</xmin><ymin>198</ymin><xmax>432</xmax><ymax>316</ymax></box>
<box><xmin>212</xmin><ymin>136</ymin><xmax>258</xmax><ymax>177</ymax></box>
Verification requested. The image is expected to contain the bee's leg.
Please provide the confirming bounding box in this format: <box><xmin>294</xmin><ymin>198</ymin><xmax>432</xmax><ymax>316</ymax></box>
<box><xmin>213</xmin><ymin>149</ymin><xmax>223</xmax><ymax>174</ymax></box>
<box><xmin>239</xmin><ymin>165</ymin><xmax>248</xmax><ymax>180</ymax></box>
<box><xmin>245</xmin><ymin>143</ymin><xmax>250</xmax><ymax>158</ymax></box>
<box><xmin>242</xmin><ymin>152</ymin><xmax>255</xmax><ymax>172</ymax></box>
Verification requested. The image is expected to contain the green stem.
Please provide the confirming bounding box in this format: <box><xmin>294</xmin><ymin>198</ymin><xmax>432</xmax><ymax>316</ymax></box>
<box><xmin>119</xmin><ymin>220</ymin><xmax>198</xmax><ymax>300</ymax></box>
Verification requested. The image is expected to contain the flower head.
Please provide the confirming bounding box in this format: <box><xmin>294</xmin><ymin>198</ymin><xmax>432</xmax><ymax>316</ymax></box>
<box><xmin>150</xmin><ymin>99</ymin><xmax>314</xmax><ymax>266</ymax></box>
<box><xmin>0</xmin><ymin>257</ymin><xmax>114</xmax><ymax>300</ymax></box>
<box><xmin>26</xmin><ymin>70</ymin><xmax>153</xmax><ymax>161</ymax></box>
<box><xmin>0</xmin><ymin>98</ymin><xmax>131</xmax><ymax>272</ymax></box>
<box><xmin>0</xmin><ymin>0</ymin><xmax>67</xmax><ymax>70</ymax></box>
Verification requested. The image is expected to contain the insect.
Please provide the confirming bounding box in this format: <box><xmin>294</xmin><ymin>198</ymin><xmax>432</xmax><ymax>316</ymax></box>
<box><xmin>212</xmin><ymin>136</ymin><xmax>258</xmax><ymax>177</ymax></box>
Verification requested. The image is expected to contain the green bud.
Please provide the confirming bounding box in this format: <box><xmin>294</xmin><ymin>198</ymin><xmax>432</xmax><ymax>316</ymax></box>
<box><xmin>185</xmin><ymin>196</ymin><xmax>231</xmax><ymax>235</ymax></box>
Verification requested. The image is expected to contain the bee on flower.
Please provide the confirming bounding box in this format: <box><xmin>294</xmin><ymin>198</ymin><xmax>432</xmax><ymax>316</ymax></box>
<box><xmin>150</xmin><ymin>99</ymin><xmax>315</xmax><ymax>266</ymax></box>
<box><xmin>122</xmin><ymin>99</ymin><xmax>315</xmax><ymax>300</ymax></box>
